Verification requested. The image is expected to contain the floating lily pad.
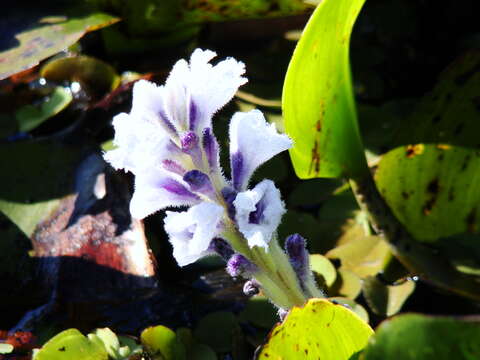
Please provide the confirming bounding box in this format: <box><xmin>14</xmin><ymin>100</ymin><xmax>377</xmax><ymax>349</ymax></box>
<box><xmin>361</xmin><ymin>314</ymin><xmax>480</xmax><ymax>359</ymax></box>
<box><xmin>141</xmin><ymin>325</ymin><xmax>186</xmax><ymax>360</ymax></box>
<box><xmin>0</xmin><ymin>10</ymin><xmax>119</xmax><ymax>80</ymax></box>
<box><xmin>257</xmin><ymin>298</ymin><xmax>373</xmax><ymax>360</ymax></box>
<box><xmin>15</xmin><ymin>86</ymin><xmax>72</xmax><ymax>132</ymax></box>
<box><xmin>33</xmin><ymin>329</ymin><xmax>108</xmax><ymax>360</ymax></box>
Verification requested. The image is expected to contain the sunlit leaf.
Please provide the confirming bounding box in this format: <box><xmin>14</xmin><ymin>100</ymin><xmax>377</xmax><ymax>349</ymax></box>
<box><xmin>0</xmin><ymin>343</ymin><xmax>14</xmax><ymax>354</ymax></box>
<box><xmin>257</xmin><ymin>298</ymin><xmax>373</xmax><ymax>360</ymax></box>
<box><xmin>33</xmin><ymin>329</ymin><xmax>108</xmax><ymax>360</ymax></box>
<box><xmin>329</xmin><ymin>268</ymin><xmax>362</xmax><ymax>300</ymax></box>
<box><xmin>309</xmin><ymin>254</ymin><xmax>337</xmax><ymax>287</ymax></box>
<box><xmin>141</xmin><ymin>325</ymin><xmax>186</xmax><ymax>360</ymax></box>
<box><xmin>329</xmin><ymin>297</ymin><xmax>369</xmax><ymax>323</ymax></box>
<box><xmin>362</xmin><ymin>277</ymin><xmax>416</xmax><ymax>317</ymax></box>
<box><xmin>360</xmin><ymin>314</ymin><xmax>480</xmax><ymax>360</ymax></box>
<box><xmin>0</xmin><ymin>10</ymin><xmax>119</xmax><ymax>80</ymax></box>
<box><xmin>283</xmin><ymin>0</ymin><xmax>367</xmax><ymax>179</ymax></box>
<box><xmin>15</xmin><ymin>86</ymin><xmax>72</xmax><ymax>132</ymax></box>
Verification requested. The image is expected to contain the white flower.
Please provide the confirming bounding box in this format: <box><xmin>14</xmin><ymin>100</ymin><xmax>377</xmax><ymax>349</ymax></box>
<box><xmin>164</xmin><ymin>202</ymin><xmax>224</xmax><ymax>266</ymax></box>
<box><xmin>163</xmin><ymin>49</ymin><xmax>247</xmax><ymax>134</ymax></box>
<box><xmin>233</xmin><ymin>180</ymin><xmax>286</xmax><ymax>249</ymax></box>
<box><xmin>229</xmin><ymin>110</ymin><xmax>292</xmax><ymax>191</ymax></box>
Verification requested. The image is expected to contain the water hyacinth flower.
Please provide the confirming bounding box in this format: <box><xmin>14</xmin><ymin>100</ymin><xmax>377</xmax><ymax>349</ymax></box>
<box><xmin>104</xmin><ymin>48</ymin><xmax>322</xmax><ymax>310</ymax></box>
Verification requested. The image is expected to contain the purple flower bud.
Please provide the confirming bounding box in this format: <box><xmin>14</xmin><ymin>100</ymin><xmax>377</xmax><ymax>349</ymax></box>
<box><xmin>243</xmin><ymin>279</ymin><xmax>260</xmax><ymax>297</ymax></box>
<box><xmin>181</xmin><ymin>131</ymin><xmax>198</xmax><ymax>151</ymax></box>
<box><xmin>226</xmin><ymin>254</ymin><xmax>257</xmax><ymax>277</ymax></box>
<box><xmin>209</xmin><ymin>238</ymin><xmax>234</xmax><ymax>260</ymax></box>
<box><xmin>221</xmin><ymin>186</ymin><xmax>237</xmax><ymax>219</ymax></box>
<box><xmin>285</xmin><ymin>234</ymin><xmax>309</xmax><ymax>284</ymax></box>
<box><xmin>278</xmin><ymin>308</ymin><xmax>288</xmax><ymax>321</ymax></box>
<box><xmin>183</xmin><ymin>170</ymin><xmax>214</xmax><ymax>195</ymax></box>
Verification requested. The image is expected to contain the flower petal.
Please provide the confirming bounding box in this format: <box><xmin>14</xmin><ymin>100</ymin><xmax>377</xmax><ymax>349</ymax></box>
<box><xmin>188</xmin><ymin>49</ymin><xmax>247</xmax><ymax>132</ymax></box>
<box><xmin>164</xmin><ymin>202</ymin><xmax>224</xmax><ymax>266</ymax></box>
<box><xmin>233</xmin><ymin>180</ymin><xmax>286</xmax><ymax>249</ymax></box>
<box><xmin>229</xmin><ymin>110</ymin><xmax>292</xmax><ymax>190</ymax></box>
<box><xmin>130</xmin><ymin>170</ymin><xmax>200</xmax><ymax>219</ymax></box>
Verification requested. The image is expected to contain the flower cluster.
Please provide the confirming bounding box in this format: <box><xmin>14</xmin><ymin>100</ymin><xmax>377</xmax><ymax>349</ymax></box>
<box><xmin>104</xmin><ymin>49</ymin><xmax>322</xmax><ymax>309</ymax></box>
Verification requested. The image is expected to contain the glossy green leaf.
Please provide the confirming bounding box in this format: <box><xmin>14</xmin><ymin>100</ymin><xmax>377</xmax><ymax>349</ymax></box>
<box><xmin>89</xmin><ymin>328</ymin><xmax>121</xmax><ymax>359</ymax></box>
<box><xmin>283</xmin><ymin>0</ymin><xmax>367</xmax><ymax>179</ymax></box>
<box><xmin>33</xmin><ymin>329</ymin><xmax>108</xmax><ymax>360</ymax></box>
<box><xmin>360</xmin><ymin>314</ymin><xmax>480</xmax><ymax>359</ymax></box>
<box><xmin>0</xmin><ymin>11</ymin><xmax>119</xmax><ymax>80</ymax></box>
<box><xmin>40</xmin><ymin>56</ymin><xmax>120</xmax><ymax>97</ymax></box>
<box><xmin>257</xmin><ymin>298</ymin><xmax>373</xmax><ymax>360</ymax></box>
<box><xmin>141</xmin><ymin>325</ymin><xmax>186</xmax><ymax>360</ymax></box>
<box><xmin>362</xmin><ymin>277</ymin><xmax>416</xmax><ymax>317</ymax></box>
<box><xmin>193</xmin><ymin>312</ymin><xmax>239</xmax><ymax>353</ymax></box>
<box><xmin>15</xmin><ymin>87</ymin><xmax>72</xmax><ymax>132</ymax></box>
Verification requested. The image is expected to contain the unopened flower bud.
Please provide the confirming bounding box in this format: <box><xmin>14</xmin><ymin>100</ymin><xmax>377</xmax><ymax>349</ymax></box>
<box><xmin>243</xmin><ymin>279</ymin><xmax>260</xmax><ymax>297</ymax></box>
<box><xmin>226</xmin><ymin>254</ymin><xmax>257</xmax><ymax>277</ymax></box>
<box><xmin>285</xmin><ymin>234</ymin><xmax>309</xmax><ymax>283</ymax></box>
<box><xmin>180</xmin><ymin>131</ymin><xmax>198</xmax><ymax>151</ymax></box>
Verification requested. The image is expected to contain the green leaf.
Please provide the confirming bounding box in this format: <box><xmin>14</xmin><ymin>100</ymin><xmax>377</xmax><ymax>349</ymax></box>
<box><xmin>89</xmin><ymin>328</ymin><xmax>121</xmax><ymax>359</ymax></box>
<box><xmin>40</xmin><ymin>56</ymin><xmax>120</xmax><ymax>97</ymax></box>
<box><xmin>257</xmin><ymin>298</ymin><xmax>373</xmax><ymax>360</ymax></box>
<box><xmin>141</xmin><ymin>325</ymin><xmax>186</xmax><ymax>360</ymax></box>
<box><xmin>309</xmin><ymin>254</ymin><xmax>337</xmax><ymax>287</ymax></box>
<box><xmin>0</xmin><ymin>140</ymin><xmax>84</xmax><ymax>237</ymax></box>
<box><xmin>329</xmin><ymin>268</ymin><xmax>362</xmax><ymax>300</ymax></box>
<box><xmin>328</xmin><ymin>297</ymin><xmax>369</xmax><ymax>323</ymax></box>
<box><xmin>375</xmin><ymin>145</ymin><xmax>480</xmax><ymax>242</ymax></box>
<box><xmin>239</xmin><ymin>295</ymin><xmax>278</xmax><ymax>329</ymax></box>
<box><xmin>0</xmin><ymin>10</ymin><xmax>119</xmax><ymax>80</ymax></box>
<box><xmin>33</xmin><ymin>329</ymin><xmax>108</xmax><ymax>360</ymax></box>
<box><xmin>326</xmin><ymin>235</ymin><xmax>390</xmax><ymax>278</ymax></box>
<box><xmin>193</xmin><ymin>312</ymin><xmax>239</xmax><ymax>353</ymax></box>
<box><xmin>360</xmin><ymin>314</ymin><xmax>480</xmax><ymax>360</ymax></box>
<box><xmin>283</xmin><ymin>0</ymin><xmax>367</xmax><ymax>179</ymax></box>
<box><xmin>15</xmin><ymin>87</ymin><xmax>72</xmax><ymax>132</ymax></box>
<box><xmin>362</xmin><ymin>277</ymin><xmax>415</xmax><ymax>317</ymax></box>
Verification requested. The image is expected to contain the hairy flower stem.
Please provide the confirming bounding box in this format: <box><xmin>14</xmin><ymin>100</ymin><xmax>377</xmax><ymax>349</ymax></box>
<box><xmin>222</xmin><ymin>226</ymin><xmax>320</xmax><ymax>309</ymax></box>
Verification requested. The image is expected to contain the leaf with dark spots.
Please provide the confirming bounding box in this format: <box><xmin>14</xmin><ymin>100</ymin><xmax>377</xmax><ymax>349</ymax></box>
<box><xmin>405</xmin><ymin>144</ymin><xmax>424</xmax><ymax>158</ymax></box>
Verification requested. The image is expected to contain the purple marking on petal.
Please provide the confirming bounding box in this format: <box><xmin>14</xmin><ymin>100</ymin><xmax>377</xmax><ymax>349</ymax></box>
<box><xmin>183</xmin><ymin>170</ymin><xmax>214</xmax><ymax>194</ymax></box>
<box><xmin>161</xmin><ymin>178</ymin><xmax>199</xmax><ymax>200</ymax></box>
<box><xmin>162</xmin><ymin>160</ymin><xmax>186</xmax><ymax>176</ymax></box>
<box><xmin>202</xmin><ymin>128</ymin><xmax>219</xmax><ymax>169</ymax></box>
<box><xmin>221</xmin><ymin>186</ymin><xmax>237</xmax><ymax>220</ymax></box>
<box><xmin>159</xmin><ymin>109</ymin><xmax>178</xmax><ymax>135</ymax></box>
<box><xmin>285</xmin><ymin>234</ymin><xmax>309</xmax><ymax>283</ymax></box>
<box><xmin>181</xmin><ymin>131</ymin><xmax>198</xmax><ymax>151</ymax></box>
<box><xmin>209</xmin><ymin>238</ymin><xmax>234</xmax><ymax>260</ymax></box>
<box><xmin>226</xmin><ymin>254</ymin><xmax>257</xmax><ymax>277</ymax></box>
<box><xmin>248</xmin><ymin>197</ymin><xmax>266</xmax><ymax>224</ymax></box>
<box><xmin>189</xmin><ymin>100</ymin><xmax>198</xmax><ymax>131</ymax></box>
<box><xmin>231</xmin><ymin>152</ymin><xmax>244</xmax><ymax>191</ymax></box>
